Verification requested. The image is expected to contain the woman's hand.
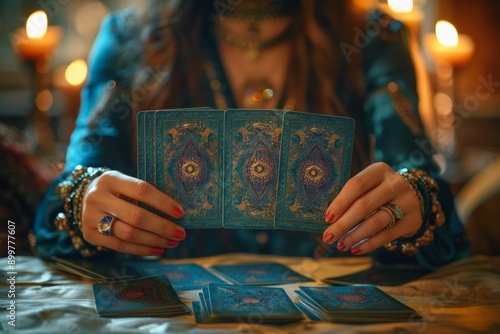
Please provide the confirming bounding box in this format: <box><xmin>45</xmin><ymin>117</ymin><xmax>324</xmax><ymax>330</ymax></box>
<box><xmin>81</xmin><ymin>170</ymin><xmax>186</xmax><ymax>256</ymax></box>
<box><xmin>322</xmin><ymin>162</ymin><xmax>422</xmax><ymax>254</ymax></box>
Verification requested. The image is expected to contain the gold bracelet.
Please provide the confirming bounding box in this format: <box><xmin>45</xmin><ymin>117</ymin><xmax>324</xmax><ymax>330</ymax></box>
<box><xmin>54</xmin><ymin>165</ymin><xmax>109</xmax><ymax>257</ymax></box>
<box><xmin>385</xmin><ymin>168</ymin><xmax>445</xmax><ymax>255</ymax></box>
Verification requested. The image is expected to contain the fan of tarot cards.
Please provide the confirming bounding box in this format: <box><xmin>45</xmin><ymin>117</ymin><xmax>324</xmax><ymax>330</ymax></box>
<box><xmin>137</xmin><ymin>108</ymin><xmax>354</xmax><ymax>232</ymax></box>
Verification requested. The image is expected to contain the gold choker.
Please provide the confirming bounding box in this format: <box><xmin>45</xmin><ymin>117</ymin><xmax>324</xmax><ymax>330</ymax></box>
<box><xmin>214</xmin><ymin>24</ymin><xmax>293</xmax><ymax>61</ymax></box>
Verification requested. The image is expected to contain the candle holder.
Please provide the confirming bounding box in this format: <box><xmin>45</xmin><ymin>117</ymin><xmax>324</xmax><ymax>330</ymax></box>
<box><xmin>424</xmin><ymin>21</ymin><xmax>475</xmax><ymax>161</ymax></box>
<box><xmin>9</xmin><ymin>11</ymin><xmax>62</xmax><ymax>157</ymax></box>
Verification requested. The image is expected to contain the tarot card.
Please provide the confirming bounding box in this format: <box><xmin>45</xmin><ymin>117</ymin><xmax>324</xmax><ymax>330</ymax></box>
<box><xmin>223</xmin><ymin>109</ymin><xmax>284</xmax><ymax>229</ymax></box>
<box><xmin>276</xmin><ymin>111</ymin><xmax>354</xmax><ymax>232</ymax></box>
<box><xmin>322</xmin><ymin>264</ymin><xmax>431</xmax><ymax>286</ymax></box>
<box><xmin>138</xmin><ymin>110</ymin><xmax>159</xmax><ymax>213</ymax></box>
<box><xmin>154</xmin><ymin>109</ymin><xmax>224</xmax><ymax>228</ymax></box>
<box><xmin>210</xmin><ymin>262</ymin><xmax>313</xmax><ymax>285</ymax></box>
<box><xmin>137</xmin><ymin>111</ymin><xmax>146</xmax><ymax>182</ymax></box>
<box><xmin>50</xmin><ymin>256</ymin><xmax>141</xmax><ymax>281</ymax></box>
<box><xmin>143</xmin><ymin>110</ymin><xmax>157</xmax><ymax>186</ymax></box>
<box><xmin>296</xmin><ymin>285</ymin><xmax>420</xmax><ymax>323</ymax></box>
<box><xmin>93</xmin><ymin>276</ymin><xmax>190</xmax><ymax>317</ymax></box>
<box><xmin>196</xmin><ymin>283</ymin><xmax>304</xmax><ymax>323</ymax></box>
<box><xmin>130</xmin><ymin>261</ymin><xmax>227</xmax><ymax>291</ymax></box>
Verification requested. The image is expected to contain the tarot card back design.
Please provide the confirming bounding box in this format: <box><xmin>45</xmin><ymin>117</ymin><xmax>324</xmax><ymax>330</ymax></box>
<box><xmin>155</xmin><ymin>109</ymin><xmax>224</xmax><ymax>228</ymax></box>
<box><xmin>276</xmin><ymin>112</ymin><xmax>354</xmax><ymax>232</ymax></box>
<box><xmin>223</xmin><ymin>109</ymin><xmax>284</xmax><ymax>229</ymax></box>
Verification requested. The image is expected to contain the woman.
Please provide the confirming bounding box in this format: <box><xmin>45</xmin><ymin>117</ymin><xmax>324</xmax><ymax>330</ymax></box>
<box><xmin>34</xmin><ymin>0</ymin><xmax>468</xmax><ymax>269</ymax></box>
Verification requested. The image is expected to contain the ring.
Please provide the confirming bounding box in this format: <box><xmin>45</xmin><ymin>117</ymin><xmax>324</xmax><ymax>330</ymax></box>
<box><xmin>97</xmin><ymin>215</ymin><xmax>116</xmax><ymax>236</ymax></box>
<box><xmin>386</xmin><ymin>203</ymin><xmax>404</xmax><ymax>220</ymax></box>
<box><xmin>378</xmin><ymin>203</ymin><xmax>404</xmax><ymax>229</ymax></box>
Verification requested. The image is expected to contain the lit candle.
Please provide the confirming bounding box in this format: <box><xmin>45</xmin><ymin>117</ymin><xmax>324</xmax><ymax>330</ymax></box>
<box><xmin>424</xmin><ymin>20</ymin><xmax>475</xmax><ymax>67</ymax></box>
<box><xmin>380</xmin><ymin>0</ymin><xmax>423</xmax><ymax>32</ymax></box>
<box><xmin>11</xmin><ymin>11</ymin><xmax>62</xmax><ymax>61</ymax></box>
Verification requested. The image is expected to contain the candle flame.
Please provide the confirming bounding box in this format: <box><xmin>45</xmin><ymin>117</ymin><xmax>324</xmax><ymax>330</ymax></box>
<box><xmin>26</xmin><ymin>11</ymin><xmax>48</xmax><ymax>39</ymax></box>
<box><xmin>388</xmin><ymin>0</ymin><xmax>413</xmax><ymax>13</ymax></box>
<box><xmin>436</xmin><ymin>20</ymin><xmax>459</xmax><ymax>47</ymax></box>
<box><xmin>65</xmin><ymin>59</ymin><xmax>88</xmax><ymax>86</ymax></box>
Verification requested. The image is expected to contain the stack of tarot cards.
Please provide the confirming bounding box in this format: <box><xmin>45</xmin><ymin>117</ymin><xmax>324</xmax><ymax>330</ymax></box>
<box><xmin>92</xmin><ymin>276</ymin><xmax>191</xmax><ymax>317</ymax></box>
<box><xmin>295</xmin><ymin>286</ymin><xmax>420</xmax><ymax>323</ymax></box>
<box><xmin>193</xmin><ymin>283</ymin><xmax>304</xmax><ymax>324</ymax></box>
<box><xmin>137</xmin><ymin>108</ymin><xmax>354</xmax><ymax>232</ymax></box>
<box><xmin>209</xmin><ymin>262</ymin><xmax>313</xmax><ymax>285</ymax></box>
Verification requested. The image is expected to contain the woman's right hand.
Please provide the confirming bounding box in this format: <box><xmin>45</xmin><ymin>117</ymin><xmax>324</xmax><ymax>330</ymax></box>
<box><xmin>81</xmin><ymin>170</ymin><xmax>186</xmax><ymax>256</ymax></box>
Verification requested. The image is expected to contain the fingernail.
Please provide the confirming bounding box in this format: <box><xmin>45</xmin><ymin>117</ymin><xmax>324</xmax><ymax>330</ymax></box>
<box><xmin>172</xmin><ymin>206</ymin><xmax>184</xmax><ymax>218</ymax></box>
<box><xmin>337</xmin><ymin>241</ymin><xmax>346</xmax><ymax>251</ymax></box>
<box><xmin>151</xmin><ymin>247</ymin><xmax>164</xmax><ymax>255</ymax></box>
<box><xmin>325</xmin><ymin>210</ymin><xmax>335</xmax><ymax>223</ymax></box>
<box><xmin>323</xmin><ymin>231</ymin><xmax>335</xmax><ymax>244</ymax></box>
<box><xmin>167</xmin><ymin>239</ymin><xmax>179</xmax><ymax>247</ymax></box>
<box><xmin>351</xmin><ymin>246</ymin><xmax>362</xmax><ymax>255</ymax></box>
<box><xmin>173</xmin><ymin>230</ymin><xmax>186</xmax><ymax>240</ymax></box>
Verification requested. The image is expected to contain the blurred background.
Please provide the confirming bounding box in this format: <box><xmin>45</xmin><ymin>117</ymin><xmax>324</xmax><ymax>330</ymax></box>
<box><xmin>1</xmin><ymin>0</ymin><xmax>499</xmax><ymax>255</ymax></box>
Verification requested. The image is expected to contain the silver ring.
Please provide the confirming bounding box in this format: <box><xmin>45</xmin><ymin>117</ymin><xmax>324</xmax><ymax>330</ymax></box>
<box><xmin>379</xmin><ymin>203</ymin><xmax>404</xmax><ymax>229</ymax></box>
<box><xmin>386</xmin><ymin>203</ymin><xmax>404</xmax><ymax>220</ymax></box>
<box><xmin>378</xmin><ymin>205</ymin><xmax>396</xmax><ymax>228</ymax></box>
<box><xmin>97</xmin><ymin>215</ymin><xmax>116</xmax><ymax>236</ymax></box>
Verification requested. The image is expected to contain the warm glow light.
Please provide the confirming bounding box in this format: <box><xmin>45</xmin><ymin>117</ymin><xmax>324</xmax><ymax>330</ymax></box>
<box><xmin>388</xmin><ymin>0</ymin><xmax>413</xmax><ymax>13</ymax></box>
<box><xmin>26</xmin><ymin>11</ymin><xmax>48</xmax><ymax>39</ymax></box>
<box><xmin>436</xmin><ymin>20</ymin><xmax>459</xmax><ymax>47</ymax></box>
<box><xmin>36</xmin><ymin>89</ymin><xmax>53</xmax><ymax>112</ymax></box>
<box><xmin>65</xmin><ymin>59</ymin><xmax>88</xmax><ymax>86</ymax></box>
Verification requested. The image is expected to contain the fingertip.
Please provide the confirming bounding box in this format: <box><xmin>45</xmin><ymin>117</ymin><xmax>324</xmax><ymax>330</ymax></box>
<box><xmin>325</xmin><ymin>209</ymin><xmax>335</xmax><ymax>223</ymax></box>
<box><xmin>172</xmin><ymin>206</ymin><xmax>184</xmax><ymax>219</ymax></box>
<box><xmin>351</xmin><ymin>246</ymin><xmax>362</xmax><ymax>255</ymax></box>
<box><xmin>323</xmin><ymin>230</ymin><xmax>335</xmax><ymax>244</ymax></box>
<box><xmin>167</xmin><ymin>239</ymin><xmax>179</xmax><ymax>248</ymax></box>
<box><xmin>173</xmin><ymin>229</ymin><xmax>186</xmax><ymax>240</ymax></box>
<box><xmin>151</xmin><ymin>247</ymin><xmax>164</xmax><ymax>255</ymax></box>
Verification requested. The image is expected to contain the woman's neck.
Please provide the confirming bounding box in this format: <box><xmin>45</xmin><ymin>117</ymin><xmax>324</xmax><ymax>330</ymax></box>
<box><xmin>213</xmin><ymin>17</ymin><xmax>294</xmax><ymax>109</ymax></box>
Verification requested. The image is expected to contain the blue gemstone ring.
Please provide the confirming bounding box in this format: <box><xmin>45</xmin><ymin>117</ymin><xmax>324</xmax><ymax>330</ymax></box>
<box><xmin>97</xmin><ymin>215</ymin><xmax>116</xmax><ymax>237</ymax></box>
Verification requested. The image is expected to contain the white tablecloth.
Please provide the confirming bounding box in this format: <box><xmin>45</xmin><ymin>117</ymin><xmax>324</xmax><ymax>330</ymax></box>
<box><xmin>1</xmin><ymin>254</ymin><xmax>499</xmax><ymax>334</ymax></box>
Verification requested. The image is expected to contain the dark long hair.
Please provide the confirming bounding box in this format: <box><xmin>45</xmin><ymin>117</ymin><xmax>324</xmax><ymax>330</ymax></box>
<box><xmin>128</xmin><ymin>0</ymin><xmax>372</xmax><ymax>173</ymax></box>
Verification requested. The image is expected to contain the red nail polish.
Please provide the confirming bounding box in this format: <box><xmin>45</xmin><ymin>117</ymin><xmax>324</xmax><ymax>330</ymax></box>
<box><xmin>325</xmin><ymin>211</ymin><xmax>335</xmax><ymax>223</ymax></box>
<box><xmin>167</xmin><ymin>239</ymin><xmax>179</xmax><ymax>247</ymax></box>
<box><xmin>351</xmin><ymin>246</ymin><xmax>362</xmax><ymax>255</ymax></box>
<box><xmin>323</xmin><ymin>231</ymin><xmax>335</xmax><ymax>244</ymax></box>
<box><xmin>173</xmin><ymin>230</ymin><xmax>186</xmax><ymax>240</ymax></box>
<box><xmin>337</xmin><ymin>241</ymin><xmax>346</xmax><ymax>251</ymax></box>
<box><xmin>172</xmin><ymin>207</ymin><xmax>184</xmax><ymax>218</ymax></box>
<box><xmin>151</xmin><ymin>247</ymin><xmax>164</xmax><ymax>255</ymax></box>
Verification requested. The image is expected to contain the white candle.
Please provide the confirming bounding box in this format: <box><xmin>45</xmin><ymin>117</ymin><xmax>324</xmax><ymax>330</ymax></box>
<box><xmin>425</xmin><ymin>20</ymin><xmax>475</xmax><ymax>67</ymax></box>
<box><xmin>11</xmin><ymin>11</ymin><xmax>62</xmax><ymax>61</ymax></box>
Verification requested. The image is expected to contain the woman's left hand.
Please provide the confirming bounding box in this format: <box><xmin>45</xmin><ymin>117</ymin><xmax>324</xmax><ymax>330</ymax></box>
<box><xmin>322</xmin><ymin>162</ymin><xmax>422</xmax><ymax>254</ymax></box>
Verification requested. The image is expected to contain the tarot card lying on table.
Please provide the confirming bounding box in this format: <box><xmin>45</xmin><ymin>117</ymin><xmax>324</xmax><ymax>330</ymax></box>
<box><xmin>137</xmin><ymin>108</ymin><xmax>354</xmax><ymax>232</ymax></box>
<box><xmin>193</xmin><ymin>283</ymin><xmax>304</xmax><ymax>324</ymax></box>
<box><xmin>52</xmin><ymin>256</ymin><xmax>229</xmax><ymax>291</ymax></box>
<box><xmin>130</xmin><ymin>261</ymin><xmax>228</xmax><ymax>291</ymax></box>
<box><xmin>93</xmin><ymin>276</ymin><xmax>191</xmax><ymax>317</ymax></box>
<box><xmin>295</xmin><ymin>285</ymin><xmax>420</xmax><ymax>323</ymax></box>
<box><xmin>321</xmin><ymin>264</ymin><xmax>431</xmax><ymax>286</ymax></box>
<box><xmin>50</xmin><ymin>256</ymin><xmax>142</xmax><ymax>281</ymax></box>
<box><xmin>210</xmin><ymin>262</ymin><xmax>313</xmax><ymax>285</ymax></box>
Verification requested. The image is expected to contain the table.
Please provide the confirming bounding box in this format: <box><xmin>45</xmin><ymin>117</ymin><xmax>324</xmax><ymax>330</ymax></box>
<box><xmin>1</xmin><ymin>254</ymin><xmax>499</xmax><ymax>334</ymax></box>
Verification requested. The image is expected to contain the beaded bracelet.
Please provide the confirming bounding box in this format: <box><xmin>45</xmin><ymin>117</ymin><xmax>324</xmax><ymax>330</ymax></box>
<box><xmin>384</xmin><ymin>168</ymin><xmax>445</xmax><ymax>255</ymax></box>
<box><xmin>54</xmin><ymin>165</ymin><xmax>109</xmax><ymax>257</ymax></box>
